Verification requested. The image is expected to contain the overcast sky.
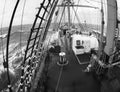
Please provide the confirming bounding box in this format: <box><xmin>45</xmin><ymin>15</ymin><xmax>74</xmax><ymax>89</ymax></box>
<box><xmin>0</xmin><ymin>0</ymin><xmax>119</xmax><ymax>27</ymax></box>
<box><xmin>0</xmin><ymin>0</ymin><xmax>41</xmax><ymax>27</ymax></box>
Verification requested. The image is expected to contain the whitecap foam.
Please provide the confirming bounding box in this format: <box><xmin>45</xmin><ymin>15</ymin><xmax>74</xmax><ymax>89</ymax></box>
<box><xmin>0</xmin><ymin>34</ymin><xmax>7</xmax><ymax>38</ymax></box>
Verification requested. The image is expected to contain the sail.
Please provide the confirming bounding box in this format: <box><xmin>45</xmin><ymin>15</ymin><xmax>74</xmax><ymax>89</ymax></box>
<box><xmin>104</xmin><ymin>0</ymin><xmax>117</xmax><ymax>56</ymax></box>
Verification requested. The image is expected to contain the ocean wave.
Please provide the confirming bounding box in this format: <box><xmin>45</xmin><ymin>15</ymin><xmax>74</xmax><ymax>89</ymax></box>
<box><xmin>0</xmin><ymin>43</ymin><xmax>26</xmax><ymax>63</ymax></box>
<box><xmin>0</xmin><ymin>34</ymin><xmax>7</xmax><ymax>39</ymax></box>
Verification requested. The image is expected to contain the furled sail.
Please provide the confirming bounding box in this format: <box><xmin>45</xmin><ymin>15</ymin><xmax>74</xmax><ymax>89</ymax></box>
<box><xmin>104</xmin><ymin>0</ymin><xmax>117</xmax><ymax>60</ymax></box>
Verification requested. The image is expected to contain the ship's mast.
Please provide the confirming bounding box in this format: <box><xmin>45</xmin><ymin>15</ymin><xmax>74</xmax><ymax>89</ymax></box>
<box><xmin>104</xmin><ymin>0</ymin><xmax>117</xmax><ymax>63</ymax></box>
<box><xmin>67</xmin><ymin>0</ymin><xmax>71</xmax><ymax>30</ymax></box>
<box><xmin>98</xmin><ymin>0</ymin><xmax>104</xmax><ymax>58</ymax></box>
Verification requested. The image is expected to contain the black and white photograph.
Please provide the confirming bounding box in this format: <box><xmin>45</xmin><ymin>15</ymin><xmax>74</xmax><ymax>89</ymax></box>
<box><xmin>0</xmin><ymin>0</ymin><xmax>120</xmax><ymax>92</ymax></box>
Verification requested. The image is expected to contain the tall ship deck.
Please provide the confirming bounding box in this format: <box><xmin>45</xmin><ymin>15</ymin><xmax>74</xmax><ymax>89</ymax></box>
<box><xmin>0</xmin><ymin>0</ymin><xmax>120</xmax><ymax>92</ymax></box>
<box><xmin>45</xmin><ymin>40</ymin><xmax>101</xmax><ymax>92</ymax></box>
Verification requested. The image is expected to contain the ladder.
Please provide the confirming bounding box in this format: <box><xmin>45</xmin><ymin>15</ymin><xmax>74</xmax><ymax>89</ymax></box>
<box><xmin>14</xmin><ymin>0</ymin><xmax>58</xmax><ymax>92</ymax></box>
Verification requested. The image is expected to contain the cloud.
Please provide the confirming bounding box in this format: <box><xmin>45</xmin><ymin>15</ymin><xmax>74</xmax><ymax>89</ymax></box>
<box><xmin>0</xmin><ymin>0</ymin><xmax>41</xmax><ymax>27</ymax></box>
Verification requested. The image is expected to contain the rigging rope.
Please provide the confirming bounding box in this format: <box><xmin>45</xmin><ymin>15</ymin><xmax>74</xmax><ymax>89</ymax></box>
<box><xmin>84</xmin><ymin>0</ymin><xmax>93</xmax><ymax>31</ymax></box>
<box><xmin>55</xmin><ymin>66</ymin><xmax>63</xmax><ymax>92</ymax></box>
<box><xmin>72</xmin><ymin>6</ymin><xmax>85</xmax><ymax>31</ymax></box>
<box><xmin>0</xmin><ymin>0</ymin><xmax>7</xmax><ymax>65</ymax></box>
<box><xmin>63</xmin><ymin>6</ymin><xmax>66</xmax><ymax>23</ymax></box>
<box><xmin>47</xmin><ymin>5</ymin><xmax>67</xmax><ymax>87</ymax></box>
<box><xmin>52</xmin><ymin>3</ymin><xmax>61</xmax><ymax>31</ymax></box>
<box><xmin>6</xmin><ymin>0</ymin><xmax>20</xmax><ymax>92</ymax></box>
<box><xmin>45</xmin><ymin>4</ymin><xmax>65</xmax><ymax>49</ymax></box>
<box><xmin>52</xmin><ymin>0</ymin><xmax>64</xmax><ymax>32</ymax></box>
<box><xmin>20</xmin><ymin>0</ymin><xmax>27</xmax><ymax>55</ymax></box>
<box><xmin>72</xmin><ymin>0</ymin><xmax>81</xmax><ymax>23</ymax></box>
<box><xmin>56</xmin><ymin>5</ymin><xmax>66</xmax><ymax>31</ymax></box>
<box><xmin>85</xmin><ymin>0</ymin><xmax>94</xmax><ymax>6</ymax></box>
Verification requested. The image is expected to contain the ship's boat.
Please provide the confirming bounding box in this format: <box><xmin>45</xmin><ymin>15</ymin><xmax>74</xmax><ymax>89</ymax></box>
<box><xmin>0</xmin><ymin>0</ymin><xmax>120</xmax><ymax>92</ymax></box>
